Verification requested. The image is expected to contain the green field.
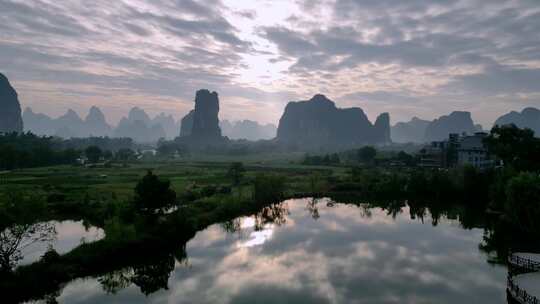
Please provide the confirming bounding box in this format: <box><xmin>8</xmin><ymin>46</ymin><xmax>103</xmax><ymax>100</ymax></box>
<box><xmin>0</xmin><ymin>157</ymin><xmax>348</xmax><ymax>203</ymax></box>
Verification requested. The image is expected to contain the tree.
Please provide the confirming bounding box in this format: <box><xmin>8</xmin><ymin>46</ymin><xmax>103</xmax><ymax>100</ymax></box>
<box><xmin>0</xmin><ymin>132</ymin><xmax>80</xmax><ymax>169</ymax></box>
<box><xmin>156</xmin><ymin>141</ymin><xmax>178</xmax><ymax>156</ymax></box>
<box><xmin>0</xmin><ymin>192</ymin><xmax>55</xmax><ymax>272</ymax></box>
<box><xmin>131</xmin><ymin>254</ymin><xmax>175</xmax><ymax>295</ymax></box>
<box><xmin>227</xmin><ymin>162</ymin><xmax>245</xmax><ymax>186</ymax></box>
<box><xmin>102</xmin><ymin>150</ymin><xmax>113</xmax><ymax>160</ymax></box>
<box><xmin>357</xmin><ymin>146</ymin><xmax>377</xmax><ymax>164</ymax></box>
<box><xmin>330</xmin><ymin>153</ymin><xmax>340</xmax><ymax>164</ymax></box>
<box><xmin>396</xmin><ymin>151</ymin><xmax>415</xmax><ymax>166</ymax></box>
<box><xmin>133</xmin><ymin>171</ymin><xmax>176</xmax><ymax>215</ymax></box>
<box><xmin>505</xmin><ymin>172</ymin><xmax>540</xmax><ymax>233</ymax></box>
<box><xmin>252</xmin><ymin>174</ymin><xmax>285</xmax><ymax>204</ymax></box>
<box><xmin>115</xmin><ymin>148</ymin><xmax>135</xmax><ymax>161</ymax></box>
<box><xmin>85</xmin><ymin>145</ymin><xmax>102</xmax><ymax>163</ymax></box>
<box><xmin>484</xmin><ymin>124</ymin><xmax>540</xmax><ymax>171</ymax></box>
<box><xmin>0</xmin><ymin>222</ymin><xmax>55</xmax><ymax>272</ymax></box>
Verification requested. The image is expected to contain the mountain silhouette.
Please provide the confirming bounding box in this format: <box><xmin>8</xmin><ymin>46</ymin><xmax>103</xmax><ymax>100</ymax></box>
<box><xmin>24</xmin><ymin>107</ymin><xmax>112</xmax><ymax>138</ymax></box>
<box><xmin>0</xmin><ymin>73</ymin><xmax>23</xmax><ymax>133</ymax></box>
<box><xmin>177</xmin><ymin>89</ymin><xmax>227</xmax><ymax>146</ymax></box>
<box><xmin>152</xmin><ymin>113</ymin><xmax>179</xmax><ymax>139</ymax></box>
<box><xmin>424</xmin><ymin>111</ymin><xmax>478</xmax><ymax>142</ymax></box>
<box><xmin>276</xmin><ymin>94</ymin><xmax>391</xmax><ymax>149</ymax></box>
<box><xmin>113</xmin><ymin>108</ymin><xmax>166</xmax><ymax>143</ymax></box>
<box><xmin>85</xmin><ymin>106</ymin><xmax>112</xmax><ymax>136</ymax></box>
<box><xmin>220</xmin><ymin>120</ymin><xmax>277</xmax><ymax>141</ymax></box>
<box><xmin>494</xmin><ymin>107</ymin><xmax>540</xmax><ymax>135</ymax></box>
<box><xmin>391</xmin><ymin>117</ymin><xmax>431</xmax><ymax>143</ymax></box>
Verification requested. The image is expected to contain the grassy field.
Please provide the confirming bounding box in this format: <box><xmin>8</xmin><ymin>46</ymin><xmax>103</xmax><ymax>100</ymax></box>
<box><xmin>0</xmin><ymin>156</ymin><xmax>349</xmax><ymax>203</ymax></box>
<box><xmin>0</xmin><ymin>156</ymin><xmax>356</xmax><ymax>303</ymax></box>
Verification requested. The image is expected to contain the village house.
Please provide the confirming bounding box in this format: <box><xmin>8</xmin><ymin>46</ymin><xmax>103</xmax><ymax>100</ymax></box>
<box><xmin>418</xmin><ymin>132</ymin><xmax>497</xmax><ymax>169</ymax></box>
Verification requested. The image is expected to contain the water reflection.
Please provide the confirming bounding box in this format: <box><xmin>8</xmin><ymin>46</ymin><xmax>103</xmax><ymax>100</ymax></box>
<box><xmin>51</xmin><ymin>198</ymin><xmax>508</xmax><ymax>303</ymax></box>
<box><xmin>19</xmin><ymin>220</ymin><xmax>104</xmax><ymax>266</ymax></box>
<box><xmin>1</xmin><ymin>220</ymin><xmax>104</xmax><ymax>272</ymax></box>
<box><xmin>0</xmin><ymin>221</ymin><xmax>55</xmax><ymax>271</ymax></box>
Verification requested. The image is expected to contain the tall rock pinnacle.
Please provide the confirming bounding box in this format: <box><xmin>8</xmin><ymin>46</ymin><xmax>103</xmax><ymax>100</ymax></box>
<box><xmin>0</xmin><ymin>73</ymin><xmax>23</xmax><ymax>133</ymax></box>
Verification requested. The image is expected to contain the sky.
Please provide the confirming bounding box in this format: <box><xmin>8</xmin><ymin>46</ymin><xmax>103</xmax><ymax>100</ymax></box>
<box><xmin>1</xmin><ymin>0</ymin><xmax>540</xmax><ymax>127</ymax></box>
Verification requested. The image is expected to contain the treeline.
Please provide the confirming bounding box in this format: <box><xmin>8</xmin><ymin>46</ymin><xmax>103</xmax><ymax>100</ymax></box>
<box><xmin>156</xmin><ymin>138</ymin><xmax>283</xmax><ymax>157</ymax></box>
<box><xmin>59</xmin><ymin>137</ymin><xmax>134</xmax><ymax>152</ymax></box>
<box><xmin>0</xmin><ymin>132</ymin><xmax>137</xmax><ymax>170</ymax></box>
<box><xmin>0</xmin><ymin>133</ymin><xmax>79</xmax><ymax>169</ymax></box>
<box><xmin>302</xmin><ymin>153</ymin><xmax>340</xmax><ymax>165</ymax></box>
<box><xmin>330</xmin><ymin>124</ymin><xmax>540</xmax><ymax>233</ymax></box>
<box><xmin>302</xmin><ymin>146</ymin><xmax>416</xmax><ymax>167</ymax></box>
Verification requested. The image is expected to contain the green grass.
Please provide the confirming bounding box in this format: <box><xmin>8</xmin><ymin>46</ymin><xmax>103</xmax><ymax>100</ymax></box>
<box><xmin>0</xmin><ymin>159</ymin><xmax>342</xmax><ymax>202</ymax></box>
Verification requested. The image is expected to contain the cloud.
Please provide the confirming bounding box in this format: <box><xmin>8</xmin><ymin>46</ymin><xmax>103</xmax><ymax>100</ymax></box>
<box><xmin>445</xmin><ymin>65</ymin><xmax>540</xmax><ymax>95</ymax></box>
<box><xmin>55</xmin><ymin>199</ymin><xmax>506</xmax><ymax>303</ymax></box>
<box><xmin>0</xmin><ymin>0</ymin><xmax>539</xmax><ymax>126</ymax></box>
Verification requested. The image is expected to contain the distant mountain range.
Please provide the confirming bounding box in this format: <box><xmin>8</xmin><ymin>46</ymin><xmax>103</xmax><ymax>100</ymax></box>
<box><xmin>391</xmin><ymin>112</ymin><xmax>483</xmax><ymax>143</ymax></box>
<box><xmin>22</xmin><ymin>105</ymin><xmax>277</xmax><ymax>143</ymax></box>
<box><xmin>23</xmin><ymin>106</ymin><xmax>174</xmax><ymax>143</ymax></box>
<box><xmin>494</xmin><ymin>107</ymin><xmax>540</xmax><ymax>135</ymax></box>
<box><xmin>21</xmin><ymin>105</ymin><xmax>540</xmax><ymax>145</ymax></box>
<box><xmin>220</xmin><ymin>120</ymin><xmax>276</xmax><ymax>141</ymax></box>
<box><xmin>4</xmin><ymin>72</ymin><xmax>539</xmax><ymax>145</ymax></box>
<box><xmin>392</xmin><ymin>108</ymin><xmax>540</xmax><ymax>143</ymax></box>
<box><xmin>391</xmin><ymin>117</ymin><xmax>431</xmax><ymax>143</ymax></box>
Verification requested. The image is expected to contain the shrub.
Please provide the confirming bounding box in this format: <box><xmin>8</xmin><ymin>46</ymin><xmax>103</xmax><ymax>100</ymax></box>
<box><xmin>133</xmin><ymin>171</ymin><xmax>176</xmax><ymax>215</ymax></box>
<box><xmin>252</xmin><ymin>174</ymin><xmax>285</xmax><ymax>205</ymax></box>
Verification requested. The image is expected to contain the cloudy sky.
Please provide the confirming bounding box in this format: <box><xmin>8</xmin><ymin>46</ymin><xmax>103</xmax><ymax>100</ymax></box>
<box><xmin>1</xmin><ymin>0</ymin><xmax>540</xmax><ymax>127</ymax></box>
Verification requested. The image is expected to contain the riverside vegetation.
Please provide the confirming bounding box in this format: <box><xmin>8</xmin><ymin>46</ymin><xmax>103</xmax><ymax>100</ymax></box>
<box><xmin>0</xmin><ymin>124</ymin><xmax>539</xmax><ymax>303</ymax></box>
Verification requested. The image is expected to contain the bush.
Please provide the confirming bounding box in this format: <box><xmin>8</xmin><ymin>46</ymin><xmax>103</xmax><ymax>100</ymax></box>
<box><xmin>133</xmin><ymin>171</ymin><xmax>176</xmax><ymax>215</ymax></box>
<box><xmin>104</xmin><ymin>216</ymin><xmax>137</xmax><ymax>241</ymax></box>
<box><xmin>200</xmin><ymin>185</ymin><xmax>217</xmax><ymax>197</ymax></box>
<box><xmin>357</xmin><ymin>146</ymin><xmax>377</xmax><ymax>164</ymax></box>
<box><xmin>227</xmin><ymin>162</ymin><xmax>245</xmax><ymax>185</ymax></box>
<box><xmin>85</xmin><ymin>146</ymin><xmax>102</xmax><ymax>163</ymax></box>
<box><xmin>252</xmin><ymin>174</ymin><xmax>285</xmax><ymax>204</ymax></box>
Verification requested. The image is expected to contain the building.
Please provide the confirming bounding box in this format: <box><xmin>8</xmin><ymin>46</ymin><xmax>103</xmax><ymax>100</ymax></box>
<box><xmin>418</xmin><ymin>141</ymin><xmax>446</xmax><ymax>168</ymax></box>
<box><xmin>418</xmin><ymin>132</ymin><xmax>496</xmax><ymax>169</ymax></box>
<box><xmin>457</xmin><ymin>132</ymin><xmax>495</xmax><ymax>169</ymax></box>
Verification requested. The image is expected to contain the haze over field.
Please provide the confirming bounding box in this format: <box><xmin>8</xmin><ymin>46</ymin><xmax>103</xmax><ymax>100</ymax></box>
<box><xmin>1</xmin><ymin>0</ymin><xmax>540</xmax><ymax>128</ymax></box>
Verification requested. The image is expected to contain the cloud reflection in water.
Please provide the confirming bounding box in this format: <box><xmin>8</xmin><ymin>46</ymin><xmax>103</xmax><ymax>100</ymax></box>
<box><xmin>56</xmin><ymin>198</ymin><xmax>507</xmax><ymax>304</ymax></box>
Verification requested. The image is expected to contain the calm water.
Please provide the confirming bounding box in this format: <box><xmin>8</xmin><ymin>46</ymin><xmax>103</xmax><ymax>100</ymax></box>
<box><xmin>19</xmin><ymin>220</ymin><xmax>104</xmax><ymax>266</ymax></box>
<box><xmin>50</xmin><ymin>198</ymin><xmax>506</xmax><ymax>303</ymax></box>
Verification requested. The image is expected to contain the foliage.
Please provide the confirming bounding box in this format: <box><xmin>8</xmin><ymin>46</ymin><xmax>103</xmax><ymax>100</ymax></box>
<box><xmin>133</xmin><ymin>171</ymin><xmax>177</xmax><ymax>215</ymax></box>
<box><xmin>85</xmin><ymin>146</ymin><xmax>102</xmax><ymax>163</ymax></box>
<box><xmin>104</xmin><ymin>216</ymin><xmax>136</xmax><ymax>242</ymax></box>
<box><xmin>156</xmin><ymin>140</ymin><xmax>189</xmax><ymax>157</ymax></box>
<box><xmin>227</xmin><ymin>162</ymin><xmax>245</xmax><ymax>185</ymax></box>
<box><xmin>131</xmin><ymin>254</ymin><xmax>175</xmax><ymax>295</ymax></box>
<box><xmin>308</xmin><ymin>172</ymin><xmax>328</xmax><ymax>193</ymax></box>
<box><xmin>395</xmin><ymin>151</ymin><xmax>416</xmax><ymax>166</ymax></box>
<box><xmin>252</xmin><ymin>174</ymin><xmax>285</xmax><ymax>204</ymax></box>
<box><xmin>302</xmin><ymin>153</ymin><xmax>340</xmax><ymax>166</ymax></box>
<box><xmin>0</xmin><ymin>132</ymin><xmax>80</xmax><ymax>169</ymax></box>
<box><xmin>0</xmin><ymin>192</ymin><xmax>55</xmax><ymax>272</ymax></box>
<box><xmin>505</xmin><ymin>172</ymin><xmax>540</xmax><ymax>233</ymax></box>
<box><xmin>485</xmin><ymin>124</ymin><xmax>540</xmax><ymax>172</ymax></box>
<box><xmin>115</xmin><ymin>148</ymin><xmax>135</xmax><ymax>161</ymax></box>
<box><xmin>488</xmin><ymin>167</ymin><xmax>516</xmax><ymax>210</ymax></box>
<box><xmin>60</xmin><ymin>137</ymin><xmax>134</xmax><ymax>152</ymax></box>
<box><xmin>0</xmin><ymin>191</ymin><xmax>48</xmax><ymax>230</ymax></box>
<box><xmin>357</xmin><ymin>146</ymin><xmax>377</xmax><ymax>164</ymax></box>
